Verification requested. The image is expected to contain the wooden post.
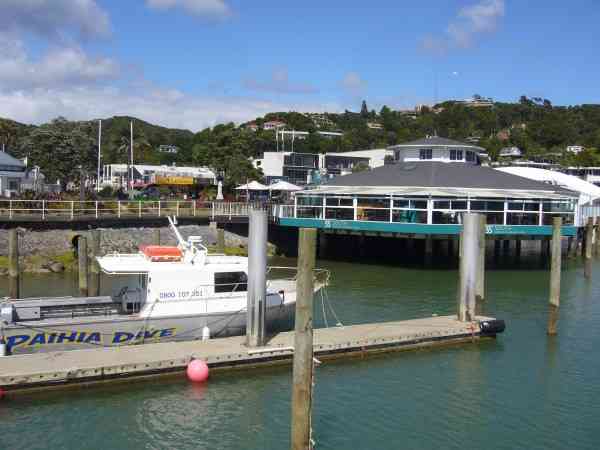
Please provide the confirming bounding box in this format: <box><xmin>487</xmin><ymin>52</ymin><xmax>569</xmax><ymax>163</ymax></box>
<box><xmin>515</xmin><ymin>238</ymin><xmax>522</xmax><ymax>259</ymax></box>
<box><xmin>291</xmin><ymin>228</ymin><xmax>316</xmax><ymax>450</ymax></box>
<box><xmin>584</xmin><ymin>217</ymin><xmax>593</xmax><ymax>279</ymax></box>
<box><xmin>493</xmin><ymin>239</ymin><xmax>500</xmax><ymax>260</ymax></box>
<box><xmin>424</xmin><ymin>235</ymin><xmax>433</xmax><ymax>265</ymax></box>
<box><xmin>8</xmin><ymin>229</ymin><xmax>20</xmax><ymax>299</ymax></box>
<box><xmin>548</xmin><ymin>217</ymin><xmax>562</xmax><ymax>335</ymax></box>
<box><xmin>217</xmin><ymin>227</ymin><xmax>225</xmax><ymax>253</ymax></box>
<box><xmin>246</xmin><ymin>208</ymin><xmax>267</xmax><ymax>347</ymax></box>
<box><xmin>88</xmin><ymin>230</ymin><xmax>101</xmax><ymax>297</ymax></box>
<box><xmin>475</xmin><ymin>215</ymin><xmax>486</xmax><ymax>304</ymax></box>
<box><xmin>78</xmin><ymin>236</ymin><xmax>88</xmax><ymax>297</ymax></box>
<box><xmin>458</xmin><ymin>213</ymin><xmax>479</xmax><ymax>322</ymax></box>
<box><xmin>154</xmin><ymin>228</ymin><xmax>161</xmax><ymax>245</ymax></box>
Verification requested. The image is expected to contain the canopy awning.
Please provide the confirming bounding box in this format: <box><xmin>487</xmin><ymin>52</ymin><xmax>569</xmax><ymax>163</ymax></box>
<box><xmin>235</xmin><ymin>181</ymin><xmax>268</xmax><ymax>191</ymax></box>
<box><xmin>269</xmin><ymin>180</ymin><xmax>302</xmax><ymax>191</ymax></box>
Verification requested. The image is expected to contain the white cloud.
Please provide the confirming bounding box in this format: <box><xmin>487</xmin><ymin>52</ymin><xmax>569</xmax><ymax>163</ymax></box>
<box><xmin>146</xmin><ymin>0</ymin><xmax>231</xmax><ymax>19</ymax></box>
<box><xmin>243</xmin><ymin>68</ymin><xmax>318</xmax><ymax>95</ymax></box>
<box><xmin>0</xmin><ymin>37</ymin><xmax>120</xmax><ymax>90</ymax></box>
<box><xmin>421</xmin><ymin>0</ymin><xmax>505</xmax><ymax>54</ymax></box>
<box><xmin>340</xmin><ymin>72</ymin><xmax>367</xmax><ymax>96</ymax></box>
<box><xmin>0</xmin><ymin>0</ymin><xmax>111</xmax><ymax>40</ymax></box>
<box><xmin>0</xmin><ymin>84</ymin><xmax>340</xmax><ymax>131</ymax></box>
<box><xmin>459</xmin><ymin>0</ymin><xmax>505</xmax><ymax>32</ymax></box>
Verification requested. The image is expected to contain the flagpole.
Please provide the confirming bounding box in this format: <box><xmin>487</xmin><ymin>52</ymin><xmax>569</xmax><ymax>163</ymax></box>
<box><xmin>97</xmin><ymin>120</ymin><xmax>102</xmax><ymax>192</ymax></box>
<box><xmin>130</xmin><ymin>120</ymin><xmax>134</xmax><ymax>190</ymax></box>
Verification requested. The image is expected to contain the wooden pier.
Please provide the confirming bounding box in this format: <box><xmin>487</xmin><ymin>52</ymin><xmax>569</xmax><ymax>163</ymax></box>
<box><xmin>0</xmin><ymin>315</ymin><xmax>498</xmax><ymax>393</ymax></box>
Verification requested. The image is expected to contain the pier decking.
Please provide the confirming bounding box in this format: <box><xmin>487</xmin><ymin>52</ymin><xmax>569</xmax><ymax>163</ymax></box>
<box><xmin>0</xmin><ymin>315</ymin><xmax>497</xmax><ymax>392</ymax></box>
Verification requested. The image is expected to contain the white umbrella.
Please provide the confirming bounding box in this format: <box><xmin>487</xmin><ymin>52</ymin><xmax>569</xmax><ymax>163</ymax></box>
<box><xmin>269</xmin><ymin>180</ymin><xmax>302</xmax><ymax>191</ymax></box>
<box><xmin>235</xmin><ymin>180</ymin><xmax>268</xmax><ymax>191</ymax></box>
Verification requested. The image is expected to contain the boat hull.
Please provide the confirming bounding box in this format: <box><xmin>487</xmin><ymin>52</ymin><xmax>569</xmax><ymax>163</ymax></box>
<box><xmin>2</xmin><ymin>302</ymin><xmax>295</xmax><ymax>355</ymax></box>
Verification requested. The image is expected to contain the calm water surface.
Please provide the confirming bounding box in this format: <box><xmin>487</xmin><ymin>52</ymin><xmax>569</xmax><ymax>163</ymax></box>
<box><xmin>1</xmin><ymin>254</ymin><xmax>599</xmax><ymax>450</ymax></box>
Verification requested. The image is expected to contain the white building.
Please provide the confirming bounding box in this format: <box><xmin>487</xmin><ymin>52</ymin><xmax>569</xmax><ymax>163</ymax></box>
<box><xmin>263</xmin><ymin>120</ymin><xmax>286</xmax><ymax>130</ymax></box>
<box><xmin>499</xmin><ymin>146</ymin><xmax>523</xmax><ymax>158</ymax></box>
<box><xmin>253</xmin><ymin>151</ymin><xmax>369</xmax><ymax>185</ymax></box>
<box><xmin>101</xmin><ymin>164</ymin><xmax>216</xmax><ymax>189</ymax></box>
<box><xmin>560</xmin><ymin>167</ymin><xmax>600</xmax><ymax>187</ymax></box>
<box><xmin>158</xmin><ymin>145</ymin><xmax>179</xmax><ymax>154</ymax></box>
<box><xmin>0</xmin><ymin>150</ymin><xmax>26</xmax><ymax>197</ymax></box>
<box><xmin>390</xmin><ymin>136</ymin><xmax>487</xmax><ymax>164</ymax></box>
<box><xmin>566</xmin><ymin>145</ymin><xmax>585</xmax><ymax>154</ymax></box>
<box><xmin>325</xmin><ymin>149</ymin><xmax>392</xmax><ymax>169</ymax></box>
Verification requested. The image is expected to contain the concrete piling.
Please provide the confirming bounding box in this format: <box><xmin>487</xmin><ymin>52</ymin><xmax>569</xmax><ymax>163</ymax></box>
<box><xmin>78</xmin><ymin>235</ymin><xmax>88</xmax><ymax>297</ymax></box>
<box><xmin>584</xmin><ymin>217</ymin><xmax>593</xmax><ymax>279</ymax></box>
<box><xmin>290</xmin><ymin>228</ymin><xmax>317</xmax><ymax>450</ymax></box>
<box><xmin>88</xmin><ymin>230</ymin><xmax>101</xmax><ymax>297</ymax></box>
<box><xmin>595</xmin><ymin>221</ymin><xmax>600</xmax><ymax>257</ymax></box>
<box><xmin>458</xmin><ymin>213</ymin><xmax>480</xmax><ymax>322</ymax></box>
<box><xmin>8</xmin><ymin>229</ymin><xmax>20</xmax><ymax>299</ymax></box>
<box><xmin>246</xmin><ymin>208</ymin><xmax>268</xmax><ymax>347</ymax></box>
<box><xmin>548</xmin><ymin>217</ymin><xmax>562</xmax><ymax>335</ymax></box>
<box><xmin>217</xmin><ymin>227</ymin><xmax>225</xmax><ymax>254</ymax></box>
<box><xmin>475</xmin><ymin>215</ymin><xmax>486</xmax><ymax>304</ymax></box>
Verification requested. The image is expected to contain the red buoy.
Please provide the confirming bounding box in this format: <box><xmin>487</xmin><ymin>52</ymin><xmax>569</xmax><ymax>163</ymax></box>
<box><xmin>186</xmin><ymin>359</ymin><xmax>209</xmax><ymax>383</ymax></box>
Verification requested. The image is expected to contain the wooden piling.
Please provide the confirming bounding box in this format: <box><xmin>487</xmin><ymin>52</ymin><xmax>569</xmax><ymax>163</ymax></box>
<box><xmin>584</xmin><ymin>217</ymin><xmax>593</xmax><ymax>279</ymax></box>
<box><xmin>217</xmin><ymin>227</ymin><xmax>225</xmax><ymax>254</ymax></box>
<box><xmin>493</xmin><ymin>239</ymin><xmax>500</xmax><ymax>259</ymax></box>
<box><xmin>291</xmin><ymin>228</ymin><xmax>316</xmax><ymax>450</ymax></box>
<box><xmin>475</xmin><ymin>215</ymin><xmax>486</xmax><ymax>304</ymax></box>
<box><xmin>515</xmin><ymin>239</ymin><xmax>522</xmax><ymax>258</ymax></box>
<box><xmin>8</xmin><ymin>229</ymin><xmax>20</xmax><ymax>299</ymax></box>
<box><xmin>458</xmin><ymin>214</ymin><xmax>480</xmax><ymax>322</ymax></box>
<box><xmin>78</xmin><ymin>236</ymin><xmax>88</xmax><ymax>297</ymax></box>
<box><xmin>88</xmin><ymin>230</ymin><xmax>101</xmax><ymax>297</ymax></box>
<box><xmin>424</xmin><ymin>235</ymin><xmax>433</xmax><ymax>265</ymax></box>
<box><xmin>154</xmin><ymin>228</ymin><xmax>161</xmax><ymax>246</ymax></box>
<box><xmin>548</xmin><ymin>217</ymin><xmax>562</xmax><ymax>335</ymax></box>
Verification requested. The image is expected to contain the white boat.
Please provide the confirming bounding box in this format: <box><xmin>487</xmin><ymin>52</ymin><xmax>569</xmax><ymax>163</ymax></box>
<box><xmin>0</xmin><ymin>218</ymin><xmax>328</xmax><ymax>355</ymax></box>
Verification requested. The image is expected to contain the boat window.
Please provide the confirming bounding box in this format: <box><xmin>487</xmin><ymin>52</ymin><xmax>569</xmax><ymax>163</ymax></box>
<box><xmin>215</xmin><ymin>272</ymin><xmax>248</xmax><ymax>293</ymax></box>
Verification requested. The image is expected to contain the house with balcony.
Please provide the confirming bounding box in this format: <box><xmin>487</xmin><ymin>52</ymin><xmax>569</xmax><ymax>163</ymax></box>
<box><xmin>389</xmin><ymin>136</ymin><xmax>487</xmax><ymax>164</ymax></box>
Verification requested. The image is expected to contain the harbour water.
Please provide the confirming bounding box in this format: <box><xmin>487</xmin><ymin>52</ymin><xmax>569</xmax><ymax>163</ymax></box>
<box><xmin>1</xmin><ymin>254</ymin><xmax>600</xmax><ymax>450</ymax></box>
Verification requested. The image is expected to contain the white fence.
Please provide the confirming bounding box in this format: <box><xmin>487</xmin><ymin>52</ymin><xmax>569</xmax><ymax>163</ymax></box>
<box><xmin>0</xmin><ymin>200</ymin><xmax>293</xmax><ymax>222</ymax></box>
<box><xmin>0</xmin><ymin>200</ymin><xmax>210</xmax><ymax>220</ymax></box>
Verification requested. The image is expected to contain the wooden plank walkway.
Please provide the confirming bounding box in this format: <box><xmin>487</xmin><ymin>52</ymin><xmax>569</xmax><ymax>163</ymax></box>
<box><xmin>0</xmin><ymin>315</ymin><xmax>496</xmax><ymax>392</ymax></box>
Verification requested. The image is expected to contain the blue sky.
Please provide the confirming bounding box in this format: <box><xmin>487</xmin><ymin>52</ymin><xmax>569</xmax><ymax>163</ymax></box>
<box><xmin>1</xmin><ymin>0</ymin><xmax>599</xmax><ymax>130</ymax></box>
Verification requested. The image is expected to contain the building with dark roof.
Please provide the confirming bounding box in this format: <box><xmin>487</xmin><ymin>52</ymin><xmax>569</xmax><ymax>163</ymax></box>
<box><xmin>0</xmin><ymin>150</ymin><xmax>26</xmax><ymax>197</ymax></box>
<box><xmin>389</xmin><ymin>136</ymin><xmax>487</xmax><ymax>165</ymax></box>
<box><xmin>279</xmin><ymin>160</ymin><xmax>579</xmax><ymax>236</ymax></box>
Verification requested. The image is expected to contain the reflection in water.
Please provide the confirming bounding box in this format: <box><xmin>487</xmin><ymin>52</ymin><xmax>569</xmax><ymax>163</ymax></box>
<box><xmin>1</xmin><ymin>256</ymin><xmax>600</xmax><ymax>450</ymax></box>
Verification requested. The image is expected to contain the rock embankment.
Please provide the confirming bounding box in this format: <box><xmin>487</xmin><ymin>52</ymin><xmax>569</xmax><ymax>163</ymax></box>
<box><xmin>0</xmin><ymin>226</ymin><xmax>254</xmax><ymax>274</ymax></box>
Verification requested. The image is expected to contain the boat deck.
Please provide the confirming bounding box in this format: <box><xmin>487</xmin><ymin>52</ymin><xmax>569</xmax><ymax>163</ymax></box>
<box><xmin>0</xmin><ymin>315</ymin><xmax>496</xmax><ymax>392</ymax></box>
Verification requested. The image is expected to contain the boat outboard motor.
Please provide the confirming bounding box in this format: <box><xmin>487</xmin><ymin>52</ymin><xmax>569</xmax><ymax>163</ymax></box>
<box><xmin>479</xmin><ymin>319</ymin><xmax>506</xmax><ymax>336</ymax></box>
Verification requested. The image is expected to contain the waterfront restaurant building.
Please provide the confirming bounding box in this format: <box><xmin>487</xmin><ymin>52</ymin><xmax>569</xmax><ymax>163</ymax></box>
<box><xmin>280</xmin><ymin>138</ymin><xmax>579</xmax><ymax>237</ymax></box>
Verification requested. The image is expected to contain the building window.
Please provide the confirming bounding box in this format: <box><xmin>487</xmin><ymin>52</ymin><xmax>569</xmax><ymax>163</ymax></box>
<box><xmin>450</xmin><ymin>150</ymin><xmax>463</xmax><ymax>161</ymax></box>
<box><xmin>465</xmin><ymin>151</ymin><xmax>476</xmax><ymax>162</ymax></box>
<box><xmin>419</xmin><ymin>149</ymin><xmax>433</xmax><ymax>160</ymax></box>
<box><xmin>214</xmin><ymin>272</ymin><xmax>248</xmax><ymax>293</ymax></box>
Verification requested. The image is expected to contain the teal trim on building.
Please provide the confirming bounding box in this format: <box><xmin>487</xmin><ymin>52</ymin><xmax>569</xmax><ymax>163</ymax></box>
<box><xmin>279</xmin><ymin>218</ymin><xmax>577</xmax><ymax>237</ymax></box>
